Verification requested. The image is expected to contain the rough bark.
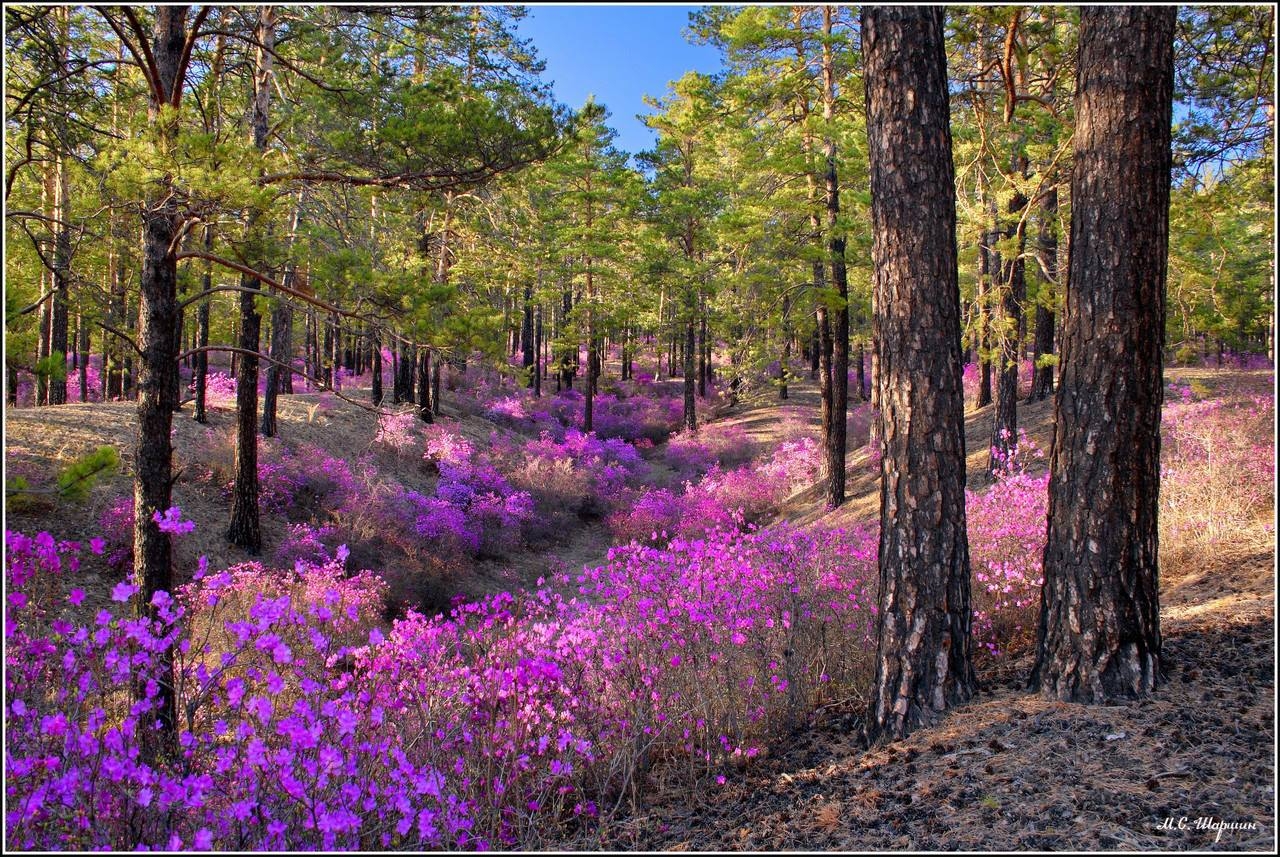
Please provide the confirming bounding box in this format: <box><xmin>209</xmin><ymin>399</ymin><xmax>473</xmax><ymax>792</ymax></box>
<box><xmin>1030</xmin><ymin>6</ymin><xmax>1174</xmax><ymax>703</ymax></box>
<box><xmin>133</xmin><ymin>3</ymin><xmax>189</xmax><ymax>762</ymax></box>
<box><xmin>862</xmin><ymin>5</ymin><xmax>977</xmax><ymax>744</ymax></box>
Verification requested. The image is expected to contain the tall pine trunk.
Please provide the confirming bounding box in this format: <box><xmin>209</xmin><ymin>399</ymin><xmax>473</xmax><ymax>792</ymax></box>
<box><xmin>862</xmin><ymin>5</ymin><xmax>976</xmax><ymax>744</ymax></box>
<box><xmin>133</xmin><ymin>4</ymin><xmax>189</xmax><ymax>763</ymax></box>
<box><xmin>227</xmin><ymin>5</ymin><xmax>276</xmax><ymax>553</ymax></box>
<box><xmin>1031</xmin><ymin>6</ymin><xmax>1175</xmax><ymax>703</ymax></box>
<box><xmin>822</xmin><ymin>4</ymin><xmax>850</xmax><ymax>509</ymax></box>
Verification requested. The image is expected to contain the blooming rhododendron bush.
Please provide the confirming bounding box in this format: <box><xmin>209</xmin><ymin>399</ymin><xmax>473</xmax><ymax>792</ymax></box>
<box><xmin>5</xmin><ymin>514</ymin><xmax>880</xmax><ymax>849</ymax></box>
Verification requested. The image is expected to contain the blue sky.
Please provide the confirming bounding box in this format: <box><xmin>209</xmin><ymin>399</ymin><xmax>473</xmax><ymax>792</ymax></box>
<box><xmin>516</xmin><ymin>5</ymin><xmax>724</xmax><ymax>160</ymax></box>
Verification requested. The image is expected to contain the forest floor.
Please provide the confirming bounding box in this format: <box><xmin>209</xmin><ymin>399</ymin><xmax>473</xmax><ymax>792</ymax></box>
<box><xmin>583</xmin><ymin>367</ymin><xmax>1276</xmax><ymax>852</ymax></box>
<box><xmin>4</xmin><ymin>368</ymin><xmax>1274</xmax><ymax>851</ymax></box>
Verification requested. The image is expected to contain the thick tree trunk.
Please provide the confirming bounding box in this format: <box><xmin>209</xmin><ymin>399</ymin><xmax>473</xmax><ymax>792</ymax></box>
<box><xmin>133</xmin><ymin>3</ymin><xmax>189</xmax><ymax>763</ymax></box>
<box><xmin>862</xmin><ymin>5</ymin><xmax>976</xmax><ymax>744</ymax></box>
<box><xmin>1031</xmin><ymin>6</ymin><xmax>1174</xmax><ymax>703</ymax></box>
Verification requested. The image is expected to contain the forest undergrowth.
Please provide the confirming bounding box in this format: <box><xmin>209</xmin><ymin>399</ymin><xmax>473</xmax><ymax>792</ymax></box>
<box><xmin>4</xmin><ymin>358</ymin><xmax>1274</xmax><ymax>851</ymax></box>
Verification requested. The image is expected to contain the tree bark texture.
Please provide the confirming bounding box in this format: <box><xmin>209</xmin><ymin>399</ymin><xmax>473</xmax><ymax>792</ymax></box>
<box><xmin>133</xmin><ymin>3</ymin><xmax>189</xmax><ymax>762</ymax></box>
<box><xmin>1030</xmin><ymin>6</ymin><xmax>1174</xmax><ymax>703</ymax></box>
<box><xmin>862</xmin><ymin>5</ymin><xmax>977</xmax><ymax>744</ymax></box>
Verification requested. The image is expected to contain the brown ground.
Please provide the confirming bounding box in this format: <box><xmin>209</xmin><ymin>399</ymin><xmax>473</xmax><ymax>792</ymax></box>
<box><xmin>5</xmin><ymin>368</ymin><xmax>1275</xmax><ymax>851</ymax></box>
<box><xmin>581</xmin><ymin>367</ymin><xmax>1276</xmax><ymax>852</ymax></box>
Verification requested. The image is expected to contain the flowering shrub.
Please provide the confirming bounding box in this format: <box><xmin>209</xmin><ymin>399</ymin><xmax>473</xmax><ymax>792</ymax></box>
<box><xmin>65</xmin><ymin>354</ymin><xmax>104</xmax><ymax>403</ymax></box>
<box><xmin>373</xmin><ymin>410</ymin><xmax>420</xmax><ymax>456</ymax></box>
<box><xmin>966</xmin><ymin>433</ymin><xmax>1049</xmax><ymax>656</ymax></box>
<box><xmin>5</xmin><ymin>514</ymin><xmax>878</xmax><ymax>850</ymax></box>
<box><xmin>98</xmin><ymin>494</ymin><xmax>135</xmax><ymax>576</ymax></box>
<box><xmin>663</xmin><ymin>423</ymin><xmax>752</xmax><ymax>481</ymax></box>
<box><xmin>274</xmin><ymin>522</ymin><xmax>343</xmax><ymax>568</ymax></box>
<box><xmin>5</xmin><ymin>533</ymin><xmax>484</xmax><ymax>850</ymax></box>
<box><xmin>1161</xmin><ymin>386</ymin><xmax>1275</xmax><ymax>549</ymax></box>
<box><xmin>204</xmin><ymin>371</ymin><xmax>237</xmax><ymax>407</ymax></box>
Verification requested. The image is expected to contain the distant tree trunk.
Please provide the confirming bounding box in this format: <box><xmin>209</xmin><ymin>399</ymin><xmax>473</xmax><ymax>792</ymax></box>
<box><xmin>322</xmin><ymin>316</ymin><xmax>334</xmax><ymax>388</ymax></box>
<box><xmin>227</xmin><ymin>4</ymin><xmax>276</xmax><ymax>553</ymax></box>
<box><xmin>1029</xmin><ymin>185</ymin><xmax>1058</xmax><ymax>401</ymax></box>
<box><xmin>329</xmin><ymin>313</ymin><xmax>342</xmax><ymax>389</ymax></box>
<box><xmin>976</xmin><ymin>204</ymin><xmax>994</xmax><ymax>409</ymax></box>
<box><xmin>855</xmin><ymin>340</ymin><xmax>866</xmax><ymax>402</ymax></box>
<box><xmin>779</xmin><ymin>293</ymin><xmax>791</xmax><ymax>400</ymax></box>
<box><xmin>821</xmin><ymin>5</ymin><xmax>849</xmax><ymax>509</ymax></box>
<box><xmin>47</xmin><ymin>128</ymin><xmax>71</xmax><ymax>407</ymax></box>
<box><xmin>683</xmin><ymin>313</ymin><xmax>697</xmax><ymax>431</ymax></box>
<box><xmin>226</xmin><ymin>274</ymin><xmax>262</xmax><ymax>552</ymax></box>
<box><xmin>560</xmin><ymin>286</ymin><xmax>575</xmax><ymax>391</ymax></box>
<box><xmin>533</xmin><ymin>304</ymin><xmax>543</xmax><ymax>397</ymax></box>
<box><xmin>107</xmin><ymin>263</ymin><xmax>125</xmax><ymax>399</ymax></box>
<box><xmin>810</xmin><ymin>320</ymin><xmax>819</xmax><ymax>380</ymax></box>
<box><xmin>77</xmin><ymin>319</ymin><xmax>89</xmax><ymax>402</ymax></box>
<box><xmin>431</xmin><ymin>355</ymin><xmax>441</xmax><ymax>415</ymax></box>
<box><xmin>370</xmin><ymin>328</ymin><xmax>383</xmax><ymax>405</ymax></box>
<box><xmin>259</xmin><ymin>300</ymin><xmax>290</xmax><ymax>437</ymax></box>
<box><xmin>1031</xmin><ymin>5</ymin><xmax>1174</xmax><ymax>703</ymax></box>
<box><xmin>585</xmin><ymin>263</ymin><xmax>596</xmax><ymax>432</ymax></box>
<box><xmin>990</xmin><ymin>151</ymin><xmax>1028</xmax><ymax>472</ymax></box>
<box><xmin>862</xmin><ymin>5</ymin><xmax>976</xmax><ymax>744</ymax></box>
<box><xmin>261</xmin><ymin>193</ymin><xmax>302</xmax><ymax>431</ymax></box>
<box><xmin>522</xmin><ymin>281</ymin><xmax>535</xmax><ymax>386</ymax></box>
<box><xmin>697</xmin><ymin>300</ymin><xmax>707</xmax><ymax>398</ymax></box>
<box><xmin>417</xmin><ymin>347</ymin><xmax>433</xmax><ymax>423</ymax></box>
